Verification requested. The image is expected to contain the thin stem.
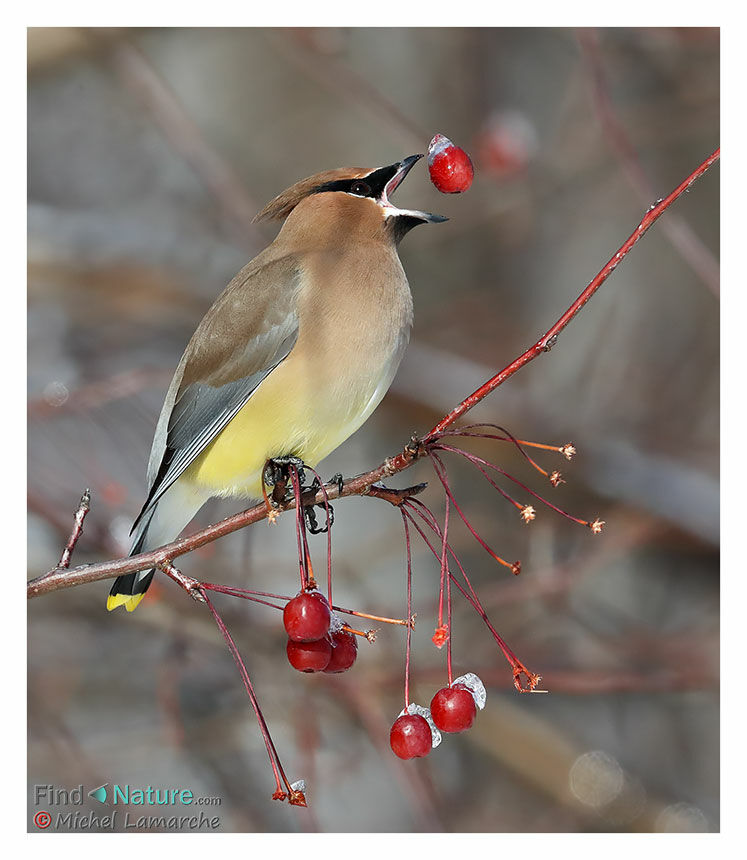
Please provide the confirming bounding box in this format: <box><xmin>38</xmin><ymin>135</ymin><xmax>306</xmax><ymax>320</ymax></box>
<box><xmin>200</xmin><ymin>583</ymin><xmax>286</xmax><ymax>612</ymax></box>
<box><xmin>201</xmin><ymin>590</ymin><xmax>304</xmax><ymax>802</ymax></box>
<box><xmin>201</xmin><ymin>582</ymin><xmax>409</xmax><ymax>627</ymax></box>
<box><xmin>439</xmin><ymin>423</ymin><xmax>564</xmax><ymax>479</ymax></box>
<box><xmin>402</xmin><ymin>502</ymin><xmax>542</xmax><ymax>691</ymax></box>
<box><xmin>446</xmin><ymin>542</ymin><xmax>453</xmax><ymax>686</ymax></box>
<box><xmin>289</xmin><ymin>467</ymin><xmax>311</xmax><ymax>590</ymax></box>
<box><xmin>428</xmin><ymin>450</ymin><xmax>517</xmax><ymax>572</ymax></box>
<box><xmin>435</xmin><ymin>443</ymin><xmax>596</xmax><ymax>529</ymax></box>
<box><xmin>438</xmin><ymin>493</ymin><xmax>450</xmax><ymax>631</ymax></box>
<box><xmin>401</xmin><ymin>510</ymin><xmax>414</xmax><ymax>710</ymax></box>
<box><xmin>306</xmin><ymin>465</ymin><xmax>334</xmax><ymax>605</ymax></box>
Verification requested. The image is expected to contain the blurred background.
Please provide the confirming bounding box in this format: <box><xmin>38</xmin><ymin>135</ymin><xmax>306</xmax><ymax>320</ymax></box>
<box><xmin>27</xmin><ymin>27</ymin><xmax>719</xmax><ymax>833</ymax></box>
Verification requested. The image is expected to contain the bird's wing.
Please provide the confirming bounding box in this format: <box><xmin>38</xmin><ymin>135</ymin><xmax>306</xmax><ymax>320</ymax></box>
<box><xmin>133</xmin><ymin>253</ymin><xmax>301</xmax><ymax>532</ymax></box>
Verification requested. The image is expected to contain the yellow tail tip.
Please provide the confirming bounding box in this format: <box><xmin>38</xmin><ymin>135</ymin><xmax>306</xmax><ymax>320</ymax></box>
<box><xmin>107</xmin><ymin>592</ymin><xmax>146</xmax><ymax>612</ymax></box>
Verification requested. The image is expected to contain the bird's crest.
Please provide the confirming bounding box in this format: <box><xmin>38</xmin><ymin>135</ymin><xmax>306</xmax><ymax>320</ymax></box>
<box><xmin>253</xmin><ymin>167</ymin><xmax>368</xmax><ymax>223</ymax></box>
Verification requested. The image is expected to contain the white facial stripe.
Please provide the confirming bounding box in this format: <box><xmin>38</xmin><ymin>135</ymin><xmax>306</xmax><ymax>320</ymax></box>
<box><xmin>380</xmin><ymin>204</ymin><xmax>427</xmax><ymax>221</ymax></box>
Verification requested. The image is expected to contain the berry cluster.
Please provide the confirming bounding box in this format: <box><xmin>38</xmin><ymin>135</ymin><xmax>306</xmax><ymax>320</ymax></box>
<box><xmin>389</xmin><ymin>674</ymin><xmax>485</xmax><ymax>760</ymax></box>
<box><xmin>284</xmin><ymin>589</ymin><xmax>358</xmax><ymax>674</ymax></box>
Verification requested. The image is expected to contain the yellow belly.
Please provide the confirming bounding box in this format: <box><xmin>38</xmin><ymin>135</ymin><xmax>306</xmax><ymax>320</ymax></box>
<box><xmin>182</xmin><ymin>352</ymin><xmax>390</xmax><ymax>499</ymax></box>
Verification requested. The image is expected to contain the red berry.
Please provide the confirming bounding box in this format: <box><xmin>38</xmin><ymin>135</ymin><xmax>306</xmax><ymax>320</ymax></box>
<box><xmin>286</xmin><ymin>638</ymin><xmax>332</xmax><ymax>673</ymax></box>
<box><xmin>427</xmin><ymin>133</ymin><xmax>474</xmax><ymax>193</ymax></box>
<box><xmin>389</xmin><ymin>714</ymin><xmax>433</xmax><ymax>759</ymax></box>
<box><xmin>323</xmin><ymin>629</ymin><xmax>358</xmax><ymax>673</ymax></box>
<box><xmin>430</xmin><ymin>685</ymin><xmax>477</xmax><ymax>733</ymax></box>
<box><xmin>283</xmin><ymin>590</ymin><xmax>331</xmax><ymax>642</ymax></box>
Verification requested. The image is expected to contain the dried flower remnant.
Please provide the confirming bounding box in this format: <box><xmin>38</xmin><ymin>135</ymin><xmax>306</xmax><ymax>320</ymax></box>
<box><xmin>561</xmin><ymin>443</ymin><xmax>577</xmax><ymax>460</ymax></box>
<box><xmin>432</xmin><ymin>625</ymin><xmax>449</xmax><ymax>649</ymax></box>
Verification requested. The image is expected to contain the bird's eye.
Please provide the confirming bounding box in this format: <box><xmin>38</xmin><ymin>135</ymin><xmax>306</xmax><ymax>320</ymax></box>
<box><xmin>350</xmin><ymin>181</ymin><xmax>371</xmax><ymax>197</ymax></box>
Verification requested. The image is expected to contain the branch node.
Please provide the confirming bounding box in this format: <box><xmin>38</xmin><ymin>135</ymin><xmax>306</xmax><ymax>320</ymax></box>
<box><xmin>542</xmin><ymin>333</ymin><xmax>559</xmax><ymax>352</ymax></box>
<box><xmin>158</xmin><ymin>561</ymin><xmax>205</xmax><ymax>602</ymax></box>
<box><xmin>404</xmin><ymin>433</ymin><xmax>424</xmax><ymax>458</ymax></box>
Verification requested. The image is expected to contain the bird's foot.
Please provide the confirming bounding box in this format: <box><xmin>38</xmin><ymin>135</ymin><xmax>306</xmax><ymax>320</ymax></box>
<box><xmin>263</xmin><ymin>459</ymin><xmax>343</xmax><ymax>533</ymax></box>
<box><xmin>303</xmin><ymin>472</ymin><xmax>344</xmax><ymax>534</ymax></box>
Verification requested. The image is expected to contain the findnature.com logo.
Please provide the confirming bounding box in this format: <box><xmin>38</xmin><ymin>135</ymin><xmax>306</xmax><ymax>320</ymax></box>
<box><xmin>32</xmin><ymin>783</ymin><xmax>223</xmax><ymax>831</ymax></box>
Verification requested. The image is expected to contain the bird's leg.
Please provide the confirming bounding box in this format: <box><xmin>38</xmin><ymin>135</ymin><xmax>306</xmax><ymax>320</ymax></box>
<box><xmin>268</xmin><ymin>455</ymin><xmax>307</xmax><ymax>485</ymax></box>
<box><xmin>263</xmin><ymin>456</ymin><xmax>308</xmax><ymax>510</ymax></box>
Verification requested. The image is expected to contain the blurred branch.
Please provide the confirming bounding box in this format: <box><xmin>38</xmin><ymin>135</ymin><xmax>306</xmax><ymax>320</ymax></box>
<box><xmin>267</xmin><ymin>30</ymin><xmax>426</xmax><ymax>151</ymax></box>
<box><xmin>578</xmin><ymin>28</ymin><xmax>719</xmax><ymax>297</ymax></box>
<box><xmin>27</xmin><ymin>147</ymin><xmax>719</xmax><ymax>600</ymax></box>
<box><xmin>334</xmin><ymin>679</ymin><xmax>443</xmax><ymax>831</ymax></box>
<box><xmin>465</xmin><ymin>695</ymin><xmax>669</xmax><ymax>831</ymax></box>
<box><xmin>28</xmin><ymin>367</ymin><xmax>172</xmax><ymax>420</ymax></box>
<box><xmin>100</xmin><ymin>33</ymin><xmax>265</xmax><ymax>254</ymax></box>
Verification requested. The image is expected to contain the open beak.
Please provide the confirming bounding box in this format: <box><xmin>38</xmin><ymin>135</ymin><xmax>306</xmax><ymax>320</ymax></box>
<box><xmin>382</xmin><ymin>155</ymin><xmax>448</xmax><ymax>224</ymax></box>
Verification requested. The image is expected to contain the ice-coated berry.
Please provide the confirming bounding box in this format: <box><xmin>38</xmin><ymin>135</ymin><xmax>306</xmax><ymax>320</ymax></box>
<box><xmin>286</xmin><ymin>637</ymin><xmax>332</xmax><ymax>673</ymax></box>
<box><xmin>323</xmin><ymin>630</ymin><xmax>358</xmax><ymax>674</ymax></box>
<box><xmin>427</xmin><ymin>133</ymin><xmax>474</xmax><ymax>194</ymax></box>
<box><xmin>389</xmin><ymin>714</ymin><xmax>433</xmax><ymax>759</ymax></box>
<box><xmin>283</xmin><ymin>590</ymin><xmax>331</xmax><ymax>642</ymax></box>
<box><xmin>430</xmin><ymin>684</ymin><xmax>477</xmax><ymax>733</ymax></box>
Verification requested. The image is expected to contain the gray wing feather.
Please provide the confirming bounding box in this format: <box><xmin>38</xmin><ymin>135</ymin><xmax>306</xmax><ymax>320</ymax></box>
<box><xmin>134</xmin><ymin>258</ymin><xmax>300</xmax><ymax>529</ymax></box>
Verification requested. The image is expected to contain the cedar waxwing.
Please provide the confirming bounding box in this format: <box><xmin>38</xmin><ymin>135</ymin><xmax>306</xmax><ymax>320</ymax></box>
<box><xmin>108</xmin><ymin>154</ymin><xmax>446</xmax><ymax>611</ymax></box>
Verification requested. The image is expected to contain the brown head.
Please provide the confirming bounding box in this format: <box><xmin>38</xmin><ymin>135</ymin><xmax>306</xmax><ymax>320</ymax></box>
<box><xmin>254</xmin><ymin>155</ymin><xmax>447</xmax><ymax>247</ymax></box>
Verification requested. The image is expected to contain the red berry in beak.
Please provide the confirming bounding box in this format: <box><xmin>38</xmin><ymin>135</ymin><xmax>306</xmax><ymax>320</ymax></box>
<box><xmin>427</xmin><ymin>133</ymin><xmax>474</xmax><ymax>193</ymax></box>
<box><xmin>389</xmin><ymin>714</ymin><xmax>433</xmax><ymax>759</ymax></box>
<box><xmin>429</xmin><ymin>684</ymin><xmax>477</xmax><ymax>733</ymax></box>
<box><xmin>286</xmin><ymin>637</ymin><xmax>332</xmax><ymax>673</ymax></box>
<box><xmin>283</xmin><ymin>590</ymin><xmax>331</xmax><ymax>642</ymax></box>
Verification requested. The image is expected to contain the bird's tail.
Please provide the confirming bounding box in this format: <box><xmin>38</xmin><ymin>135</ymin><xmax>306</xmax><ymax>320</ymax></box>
<box><xmin>107</xmin><ymin>481</ymin><xmax>207</xmax><ymax>613</ymax></box>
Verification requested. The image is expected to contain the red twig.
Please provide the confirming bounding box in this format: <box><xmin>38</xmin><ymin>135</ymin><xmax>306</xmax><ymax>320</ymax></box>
<box><xmin>424</xmin><ymin>148</ymin><xmax>720</xmax><ymax>441</ymax></box>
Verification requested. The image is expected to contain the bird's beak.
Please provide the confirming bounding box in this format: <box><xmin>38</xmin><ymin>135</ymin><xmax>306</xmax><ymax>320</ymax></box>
<box><xmin>382</xmin><ymin>154</ymin><xmax>448</xmax><ymax>224</ymax></box>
